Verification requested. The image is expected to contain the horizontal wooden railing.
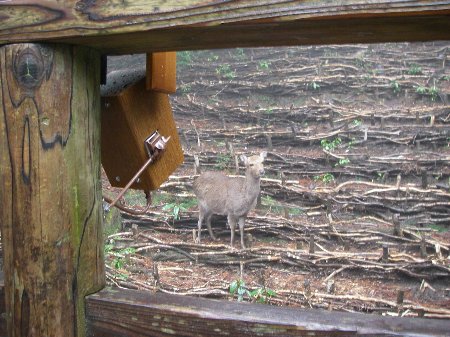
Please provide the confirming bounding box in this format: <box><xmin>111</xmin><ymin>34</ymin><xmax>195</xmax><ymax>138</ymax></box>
<box><xmin>1</xmin><ymin>1</ymin><xmax>450</xmax><ymax>54</ymax></box>
<box><xmin>0</xmin><ymin>266</ymin><xmax>450</xmax><ymax>337</ymax></box>
<box><xmin>1</xmin><ymin>275</ymin><xmax>450</xmax><ymax>336</ymax></box>
<box><xmin>86</xmin><ymin>288</ymin><xmax>450</xmax><ymax>337</ymax></box>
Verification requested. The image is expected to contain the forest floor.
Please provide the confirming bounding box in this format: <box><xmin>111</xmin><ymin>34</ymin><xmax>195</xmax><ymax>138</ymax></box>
<box><xmin>103</xmin><ymin>42</ymin><xmax>450</xmax><ymax>319</ymax></box>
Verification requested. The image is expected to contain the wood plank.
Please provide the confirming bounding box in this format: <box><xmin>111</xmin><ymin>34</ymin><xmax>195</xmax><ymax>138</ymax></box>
<box><xmin>0</xmin><ymin>274</ymin><xmax>5</xmax><ymax>337</ymax></box>
<box><xmin>85</xmin><ymin>288</ymin><xmax>450</xmax><ymax>337</ymax></box>
<box><xmin>1</xmin><ymin>1</ymin><xmax>450</xmax><ymax>54</ymax></box>
<box><xmin>0</xmin><ymin>43</ymin><xmax>104</xmax><ymax>337</ymax></box>
<box><xmin>146</xmin><ymin>52</ymin><xmax>177</xmax><ymax>94</ymax></box>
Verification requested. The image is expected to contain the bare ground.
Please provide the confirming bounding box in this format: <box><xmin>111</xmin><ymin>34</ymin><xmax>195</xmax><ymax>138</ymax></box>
<box><xmin>103</xmin><ymin>42</ymin><xmax>450</xmax><ymax>319</ymax></box>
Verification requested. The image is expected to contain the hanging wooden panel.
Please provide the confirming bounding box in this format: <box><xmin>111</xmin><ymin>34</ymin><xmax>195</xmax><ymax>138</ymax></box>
<box><xmin>101</xmin><ymin>78</ymin><xmax>183</xmax><ymax>191</ymax></box>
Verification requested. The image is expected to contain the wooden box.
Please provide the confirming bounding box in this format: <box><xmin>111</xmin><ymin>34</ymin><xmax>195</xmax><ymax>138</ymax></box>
<box><xmin>101</xmin><ymin>78</ymin><xmax>183</xmax><ymax>191</ymax></box>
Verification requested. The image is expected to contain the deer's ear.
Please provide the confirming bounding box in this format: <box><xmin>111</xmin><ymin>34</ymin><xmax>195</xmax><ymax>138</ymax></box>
<box><xmin>260</xmin><ymin>151</ymin><xmax>267</xmax><ymax>160</ymax></box>
<box><xmin>240</xmin><ymin>154</ymin><xmax>248</xmax><ymax>164</ymax></box>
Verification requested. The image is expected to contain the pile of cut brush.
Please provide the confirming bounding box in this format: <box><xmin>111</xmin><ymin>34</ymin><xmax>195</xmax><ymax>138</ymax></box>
<box><xmin>104</xmin><ymin>42</ymin><xmax>450</xmax><ymax>318</ymax></box>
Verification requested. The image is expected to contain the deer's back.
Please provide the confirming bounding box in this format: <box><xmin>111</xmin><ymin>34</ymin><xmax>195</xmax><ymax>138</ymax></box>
<box><xmin>193</xmin><ymin>171</ymin><xmax>251</xmax><ymax>216</ymax></box>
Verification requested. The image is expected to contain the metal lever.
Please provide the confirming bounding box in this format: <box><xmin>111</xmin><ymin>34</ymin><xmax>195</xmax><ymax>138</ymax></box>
<box><xmin>105</xmin><ymin>130</ymin><xmax>170</xmax><ymax>211</ymax></box>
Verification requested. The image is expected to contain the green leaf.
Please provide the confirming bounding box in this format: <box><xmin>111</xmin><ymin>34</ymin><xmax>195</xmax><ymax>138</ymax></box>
<box><xmin>265</xmin><ymin>289</ymin><xmax>277</xmax><ymax>297</ymax></box>
<box><xmin>162</xmin><ymin>203</ymin><xmax>174</xmax><ymax>211</ymax></box>
<box><xmin>114</xmin><ymin>257</ymin><xmax>124</xmax><ymax>269</ymax></box>
<box><xmin>104</xmin><ymin>244</ymin><xmax>114</xmax><ymax>253</ymax></box>
<box><xmin>230</xmin><ymin>280</ymin><xmax>238</xmax><ymax>294</ymax></box>
<box><xmin>249</xmin><ymin>289</ymin><xmax>261</xmax><ymax>298</ymax></box>
<box><xmin>237</xmin><ymin>286</ymin><xmax>247</xmax><ymax>296</ymax></box>
<box><xmin>173</xmin><ymin>205</ymin><xmax>180</xmax><ymax>219</ymax></box>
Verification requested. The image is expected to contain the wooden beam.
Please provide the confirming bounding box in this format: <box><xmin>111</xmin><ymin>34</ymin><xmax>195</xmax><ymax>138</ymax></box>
<box><xmin>85</xmin><ymin>288</ymin><xmax>450</xmax><ymax>337</ymax></box>
<box><xmin>146</xmin><ymin>52</ymin><xmax>177</xmax><ymax>94</ymax></box>
<box><xmin>0</xmin><ymin>43</ymin><xmax>104</xmax><ymax>336</ymax></box>
<box><xmin>1</xmin><ymin>1</ymin><xmax>450</xmax><ymax>54</ymax></box>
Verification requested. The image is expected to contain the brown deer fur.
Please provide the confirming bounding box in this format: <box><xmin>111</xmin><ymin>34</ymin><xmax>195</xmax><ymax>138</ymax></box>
<box><xmin>193</xmin><ymin>152</ymin><xmax>267</xmax><ymax>249</ymax></box>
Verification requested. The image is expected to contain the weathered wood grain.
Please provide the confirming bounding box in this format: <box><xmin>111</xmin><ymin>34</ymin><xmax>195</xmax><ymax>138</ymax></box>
<box><xmin>1</xmin><ymin>1</ymin><xmax>450</xmax><ymax>54</ymax></box>
<box><xmin>0</xmin><ymin>43</ymin><xmax>104</xmax><ymax>337</ymax></box>
<box><xmin>85</xmin><ymin>288</ymin><xmax>450</xmax><ymax>337</ymax></box>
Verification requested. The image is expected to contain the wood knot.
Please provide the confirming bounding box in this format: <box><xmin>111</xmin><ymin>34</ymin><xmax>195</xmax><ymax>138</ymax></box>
<box><xmin>13</xmin><ymin>46</ymin><xmax>46</xmax><ymax>90</ymax></box>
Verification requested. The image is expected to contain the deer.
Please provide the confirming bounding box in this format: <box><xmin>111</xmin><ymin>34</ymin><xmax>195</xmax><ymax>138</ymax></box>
<box><xmin>192</xmin><ymin>151</ymin><xmax>267</xmax><ymax>249</ymax></box>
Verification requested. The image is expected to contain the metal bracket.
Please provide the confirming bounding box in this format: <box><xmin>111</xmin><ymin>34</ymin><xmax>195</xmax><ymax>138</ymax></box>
<box><xmin>145</xmin><ymin>130</ymin><xmax>171</xmax><ymax>160</ymax></box>
<box><xmin>106</xmin><ymin>130</ymin><xmax>170</xmax><ymax>211</ymax></box>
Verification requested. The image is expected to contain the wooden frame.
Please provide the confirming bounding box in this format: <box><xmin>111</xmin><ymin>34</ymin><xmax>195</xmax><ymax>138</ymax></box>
<box><xmin>1</xmin><ymin>1</ymin><xmax>450</xmax><ymax>53</ymax></box>
<box><xmin>85</xmin><ymin>288</ymin><xmax>450</xmax><ymax>337</ymax></box>
<box><xmin>1</xmin><ymin>1</ymin><xmax>450</xmax><ymax>336</ymax></box>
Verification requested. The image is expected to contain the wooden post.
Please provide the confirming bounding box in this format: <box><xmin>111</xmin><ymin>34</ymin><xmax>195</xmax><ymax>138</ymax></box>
<box><xmin>420</xmin><ymin>234</ymin><xmax>428</xmax><ymax>258</ymax></box>
<box><xmin>382</xmin><ymin>245</ymin><xmax>389</xmax><ymax>262</ymax></box>
<box><xmin>266</xmin><ymin>133</ymin><xmax>273</xmax><ymax>150</ymax></box>
<box><xmin>393</xmin><ymin>214</ymin><xmax>402</xmax><ymax>237</ymax></box>
<box><xmin>421</xmin><ymin>169</ymin><xmax>428</xmax><ymax>189</ymax></box>
<box><xmin>0</xmin><ymin>44</ymin><xmax>104</xmax><ymax>336</ymax></box>
<box><xmin>309</xmin><ymin>234</ymin><xmax>315</xmax><ymax>254</ymax></box>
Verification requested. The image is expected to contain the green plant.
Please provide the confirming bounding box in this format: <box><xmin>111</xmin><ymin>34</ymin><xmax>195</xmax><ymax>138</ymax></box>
<box><xmin>416</xmin><ymin>84</ymin><xmax>440</xmax><ymax>101</ymax></box>
<box><xmin>346</xmin><ymin>137</ymin><xmax>356</xmax><ymax>149</ymax></box>
<box><xmin>321</xmin><ymin>137</ymin><xmax>342</xmax><ymax>152</ymax></box>
<box><xmin>261</xmin><ymin>195</ymin><xmax>282</xmax><ymax>213</ymax></box>
<box><xmin>123</xmin><ymin>189</ymin><xmax>147</xmax><ymax>207</ymax></box>
<box><xmin>407</xmin><ymin>64</ymin><xmax>422</xmax><ymax>75</ymax></box>
<box><xmin>215</xmin><ymin>153</ymin><xmax>232</xmax><ymax>170</ymax></box>
<box><xmin>428</xmin><ymin>84</ymin><xmax>439</xmax><ymax>101</ymax></box>
<box><xmin>207</xmin><ymin>53</ymin><xmax>220</xmax><ymax>62</ymax></box>
<box><xmin>427</xmin><ymin>223</ymin><xmax>448</xmax><ymax>233</ymax></box>
<box><xmin>152</xmin><ymin>192</ymin><xmax>177</xmax><ymax>206</ymax></box>
<box><xmin>264</xmin><ymin>107</ymin><xmax>274</xmax><ymax>114</ymax></box>
<box><xmin>376</xmin><ymin>172</ymin><xmax>386</xmax><ymax>181</ymax></box>
<box><xmin>314</xmin><ymin>173</ymin><xmax>335</xmax><ymax>184</ymax></box>
<box><xmin>416</xmin><ymin>85</ymin><xmax>427</xmax><ymax>95</ymax></box>
<box><xmin>106</xmin><ymin>245</ymin><xmax>136</xmax><ymax>270</ymax></box>
<box><xmin>229</xmin><ymin>279</ymin><xmax>276</xmax><ymax>303</ymax></box>
<box><xmin>258</xmin><ymin>61</ymin><xmax>271</xmax><ymax>70</ymax></box>
<box><xmin>351</xmin><ymin>119</ymin><xmax>362</xmax><ymax>127</ymax></box>
<box><xmin>355</xmin><ymin>56</ymin><xmax>366</xmax><ymax>68</ymax></box>
<box><xmin>230</xmin><ymin>279</ymin><xmax>248</xmax><ymax>302</ymax></box>
<box><xmin>104</xmin><ymin>243</ymin><xmax>114</xmax><ymax>254</ymax></box>
<box><xmin>248</xmin><ymin>287</ymin><xmax>277</xmax><ymax>304</ymax></box>
<box><xmin>335</xmin><ymin>158</ymin><xmax>350</xmax><ymax>167</ymax></box>
<box><xmin>234</xmin><ymin>48</ymin><xmax>246</xmax><ymax>60</ymax></box>
<box><xmin>179</xmin><ymin>83</ymin><xmax>191</xmax><ymax>94</ymax></box>
<box><xmin>162</xmin><ymin>202</ymin><xmax>188</xmax><ymax>220</ymax></box>
<box><xmin>261</xmin><ymin>195</ymin><xmax>304</xmax><ymax>216</ymax></box>
<box><xmin>177</xmin><ymin>51</ymin><xmax>193</xmax><ymax>68</ymax></box>
<box><xmin>308</xmin><ymin>81</ymin><xmax>320</xmax><ymax>90</ymax></box>
<box><xmin>442</xmin><ymin>75</ymin><xmax>450</xmax><ymax>81</ymax></box>
<box><xmin>216</xmin><ymin>64</ymin><xmax>236</xmax><ymax>79</ymax></box>
<box><xmin>288</xmin><ymin>207</ymin><xmax>304</xmax><ymax>216</ymax></box>
<box><xmin>390</xmin><ymin>80</ymin><xmax>401</xmax><ymax>94</ymax></box>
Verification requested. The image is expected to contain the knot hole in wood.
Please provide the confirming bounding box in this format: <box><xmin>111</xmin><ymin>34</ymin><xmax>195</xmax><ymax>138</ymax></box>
<box><xmin>13</xmin><ymin>45</ymin><xmax>51</xmax><ymax>90</ymax></box>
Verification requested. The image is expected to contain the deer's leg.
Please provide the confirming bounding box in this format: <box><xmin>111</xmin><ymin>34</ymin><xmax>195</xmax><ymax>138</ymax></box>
<box><xmin>228</xmin><ymin>215</ymin><xmax>237</xmax><ymax>247</ymax></box>
<box><xmin>197</xmin><ymin>208</ymin><xmax>205</xmax><ymax>243</ymax></box>
<box><xmin>238</xmin><ymin>217</ymin><xmax>246</xmax><ymax>249</ymax></box>
<box><xmin>205</xmin><ymin>213</ymin><xmax>216</xmax><ymax>240</ymax></box>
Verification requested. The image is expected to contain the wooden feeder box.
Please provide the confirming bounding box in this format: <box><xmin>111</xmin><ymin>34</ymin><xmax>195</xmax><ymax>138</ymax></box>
<box><xmin>101</xmin><ymin>53</ymin><xmax>183</xmax><ymax>191</ymax></box>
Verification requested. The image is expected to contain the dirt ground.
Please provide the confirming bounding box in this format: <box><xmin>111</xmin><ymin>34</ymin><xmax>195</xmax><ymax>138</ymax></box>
<box><xmin>103</xmin><ymin>42</ymin><xmax>450</xmax><ymax>319</ymax></box>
